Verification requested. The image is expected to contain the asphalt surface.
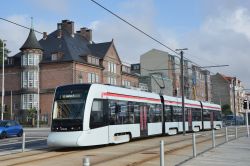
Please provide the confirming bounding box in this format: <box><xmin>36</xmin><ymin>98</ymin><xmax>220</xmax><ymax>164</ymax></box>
<box><xmin>0</xmin><ymin>128</ymin><xmax>49</xmax><ymax>155</ymax></box>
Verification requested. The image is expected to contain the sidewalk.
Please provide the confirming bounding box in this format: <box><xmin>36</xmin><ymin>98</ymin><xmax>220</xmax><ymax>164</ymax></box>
<box><xmin>183</xmin><ymin>136</ymin><xmax>250</xmax><ymax>166</ymax></box>
<box><xmin>23</xmin><ymin>127</ymin><xmax>50</xmax><ymax>131</ymax></box>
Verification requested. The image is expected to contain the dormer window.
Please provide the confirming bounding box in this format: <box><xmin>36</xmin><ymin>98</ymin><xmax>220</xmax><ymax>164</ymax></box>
<box><xmin>51</xmin><ymin>52</ymin><xmax>63</xmax><ymax>61</ymax></box>
<box><xmin>7</xmin><ymin>58</ymin><xmax>14</xmax><ymax>65</ymax></box>
<box><xmin>87</xmin><ymin>55</ymin><xmax>99</xmax><ymax>65</ymax></box>
<box><xmin>122</xmin><ymin>65</ymin><xmax>131</xmax><ymax>73</ymax></box>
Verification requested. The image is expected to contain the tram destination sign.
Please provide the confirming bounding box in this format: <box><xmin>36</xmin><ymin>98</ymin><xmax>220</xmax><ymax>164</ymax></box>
<box><xmin>60</xmin><ymin>93</ymin><xmax>82</xmax><ymax>99</ymax></box>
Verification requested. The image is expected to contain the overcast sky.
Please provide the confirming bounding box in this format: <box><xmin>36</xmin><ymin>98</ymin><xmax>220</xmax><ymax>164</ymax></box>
<box><xmin>1</xmin><ymin>0</ymin><xmax>250</xmax><ymax>87</ymax></box>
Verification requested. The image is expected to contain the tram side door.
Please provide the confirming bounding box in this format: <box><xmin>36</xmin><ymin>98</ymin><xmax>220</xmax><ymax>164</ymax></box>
<box><xmin>188</xmin><ymin>108</ymin><xmax>192</xmax><ymax>131</ymax></box>
<box><xmin>140</xmin><ymin>105</ymin><xmax>148</xmax><ymax>137</ymax></box>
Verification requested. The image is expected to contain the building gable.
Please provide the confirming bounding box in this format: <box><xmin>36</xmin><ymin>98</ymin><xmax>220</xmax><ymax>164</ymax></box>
<box><xmin>103</xmin><ymin>41</ymin><xmax>121</xmax><ymax>64</ymax></box>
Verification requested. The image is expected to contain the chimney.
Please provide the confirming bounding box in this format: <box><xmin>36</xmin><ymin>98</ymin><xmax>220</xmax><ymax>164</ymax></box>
<box><xmin>43</xmin><ymin>32</ymin><xmax>47</xmax><ymax>40</ymax></box>
<box><xmin>77</xmin><ymin>27</ymin><xmax>92</xmax><ymax>42</ymax></box>
<box><xmin>61</xmin><ymin>20</ymin><xmax>74</xmax><ymax>37</ymax></box>
<box><xmin>57</xmin><ymin>23</ymin><xmax>62</xmax><ymax>38</ymax></box>
<box><xmin>85</xmin><ymin>29</ymin><xmax>92</xmax><ymax>42</ymax></box>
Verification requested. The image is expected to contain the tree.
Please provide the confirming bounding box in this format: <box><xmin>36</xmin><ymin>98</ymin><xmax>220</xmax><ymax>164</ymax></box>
<box><xmin>27</xmin><ymin>108</ymin><xmax>37</xmax><ymax>127</ymax></box>
<box><xmin>27</xmin><ymin>108</ymin><xmax>37</xmax><ymax>118</ymax></box>
<box><xmin>222</xmin><ymin>104</ymin><xmax>233</xmax><ymax>116</ymax></box>
<box><xmin>0</xmin><ymin>39</ymin><xmax>11</xmax><ymax>64</ymax></box>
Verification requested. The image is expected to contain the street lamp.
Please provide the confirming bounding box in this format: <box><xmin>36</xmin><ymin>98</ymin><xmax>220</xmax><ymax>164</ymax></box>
<box><xmin>1</xmin><ymin>40</ymin><xmax>6</xmax><ymax>120</ymax></box>
<box><xmin>176</xmin><ymin>48</ymin><xmax>188</xmax><ymax>135</ymax></box>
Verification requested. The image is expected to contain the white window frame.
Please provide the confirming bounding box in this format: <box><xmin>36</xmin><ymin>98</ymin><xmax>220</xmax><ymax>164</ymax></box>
<box><xmin>22</xmin><ymin>72</ymin><xmax>28</xmax><ymax>88</ymax></box>
<box><xmin>108</xmin><ymin>76</ymin><xmax>116</xmax><ymax>85</ymax></box>
<box><xmin>28</xmin><ymin>53</ymin><xmax>34</xmax><ymax>65</ymax></box>
<box><xmin>51</xmin><ymin>54</ymin><xmax>57</xmax><ymax>61</ymax></box>
<box><xmin>88</xmin><ymin>73</ymin><xmax>99</xmax><ymax>83</ymax></box>
<box><xmin>22</xmin><ymin>54</ymin><xmax>28</xmax><ymax>66</ymax></box>
<box><xmin>22</xmin><ymin>53</ymin><xmax>40</xmax><ymax>66</ymax></box>
<box><xmin>22</xmin><ymin>70</ymin><xmax>38</xmax><ymax>88</ymax></box>
<box><xmin>34</xmin><ymin>54</ymin><xmax>40</xmax><ymax>65</ymax></box>
<box><xmin>21</xmin><ymin>94</ymin><xmax>38</xmax><ymax>110</ymax></box>
<box><xmin>122</xmin><ymin>79</ymin><xmax>131</xmax><ymax>87</ymax></box>
<box><xmin>95</xmin><ymin>58</ymin><xmax>99</xmax><ymax>65</ymax></box>
<box><xmin>28</xmin><ymin>71</ymin><xmax>34</xmax><ymax>87</ymax></box>
<box><xmin>108</xmin><ymin>61</ymin><xmax>116</xmax><ymax>73</ymax></box>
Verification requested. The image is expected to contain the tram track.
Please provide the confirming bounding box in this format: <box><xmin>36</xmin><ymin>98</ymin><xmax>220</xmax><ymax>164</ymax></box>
<box><xmin>1</xmin><ymin>133</ymin><xmax>200</xmax><ymax>166</ymax></box>
<box><xmin>1</xmin><ymin>127</ymin><xmax>246</xmax><ymax>166</ymax></box>
<box><xmin>92</xmin><ymin>132</ymin><xmax>222</xmax><ymax>166</ymax></box>
<box><xmin>92</xmin><ymin>128</ymin><xmax>246</xmax><ymax>166</ymax></box>
<box><xmin>126</xmin><ymin>134</ymin><xmax>225</xmax><ymax>166</ymax></box>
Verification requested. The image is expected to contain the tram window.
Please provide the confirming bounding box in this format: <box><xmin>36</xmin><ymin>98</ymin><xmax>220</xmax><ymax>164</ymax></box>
<box><xmin>192</xmin><ymin>108</ymin><xmax>201</xmax><ymax>121</ymax></box>
<box><xmin>109</xmin><ymin>100</ymin><xmax>116</xmax><ymax>125</ymax></box>
<box><xmin>185</xmin><ymin>108</ymin><xmax>189</xmax><ymax>121</ymax></box>
<box><xmin>109</xmin><ymin>100</ymin><xmax>130</xmax><ymax>125</ymax></box>
<box><xmin>203</xmin><ymin>109</ymin><xmax>210</xmax><ymax>121</ymax></box>
<box><xmin>127</xmin><ymin>101</ymin><xmax>135</xmax><ymax>124</ymax></box>
<box><xmin>148</xmin><ymin>104</ymin><xmax>161</xmax><ymax>123</ymax></box>
<box><xmin>155</xmin><ymin>104</ymin><xmax>162</xmax><ymax>122</ymax></box>
<box><xmin>214</xmin><ymin>110</ymin><xmax>222</xmax><ymax>121</ymax></box>
<box><xmin>134</xmin><ymin>104</ymin><xmax>140</xmax><ymax>123</ymax></box>
<box><xmin>173</xmin><ymin>106</ymin><xmax>182</xmax><ymax>122</ymax></box>
<box><xmin>165</xmin><ymin>105</ymin><xmax>172</xmax><ymax>122</ymax></box>
<box><xmin>90</xmin><ymin>99</ymin><xmax>104</xmax><ymax>129</ymax></box>
<box><xmin>119</xmin><ymin>101</ymin><xmax>129</xmax><ymax>124</ymax></box>
<box><xmin>148</xmin><ymin>104</ymin><xmax>155</xmax><ymax>123</ymax></box>
<box><xmin>108</xmin><ymin>100</ymin><xmax>164</xmax><ymax>125</ymax></box>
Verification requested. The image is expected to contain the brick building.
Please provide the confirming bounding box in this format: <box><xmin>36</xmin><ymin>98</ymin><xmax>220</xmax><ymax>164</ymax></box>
<box><xmin>1</xmin><ymin>20</ymin><xmax>138</xmax><ymax>124</ymax></box>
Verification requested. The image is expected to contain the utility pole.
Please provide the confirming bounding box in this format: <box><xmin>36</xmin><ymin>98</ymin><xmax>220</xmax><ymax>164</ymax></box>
<box><xmin>1</xmin><ymin>40</ymin><xmax>6</xmax><ymax>121</ymax></box>
<box><xmin>11</xmin><ymin>90</ymin><xmax>12</xmax><ymax>120</ymax></box>
<box><xmin>176</xmin><ymin>48</ymin><xmax>188</xmax><ymax>135</ymax></box>
<box><xmin>233</xmin><ymin>77</ymin><xmax>236</xmax><ymax>125</ymax></box>
<box><xmin>233</xmin><ymin>77</ymin><xmax>238</xmax><ymax>139</ymax></box>
<box><xmin>247</xmin><ymin>100</ymin><xmax>249</xmax><ymax>137</ymax></box>
<box><xmin>37</xmin><ymin>63</ymin><xmax>40</xmax><ymax>128</ymax></box>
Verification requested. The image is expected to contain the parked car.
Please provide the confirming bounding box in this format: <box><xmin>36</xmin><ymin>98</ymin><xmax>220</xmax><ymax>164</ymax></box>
<box><xmin>223</xmin><ymin>115</ymin><xmax>245</xmax><ymax>126</ymax></box>
<box><xmin>0</xmin><ymin>120</ymin><xmax>23</xmax><ymax>139</ymax></box>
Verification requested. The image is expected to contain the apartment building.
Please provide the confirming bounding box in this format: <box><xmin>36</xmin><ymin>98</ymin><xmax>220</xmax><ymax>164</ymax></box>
<box><xmin>137</xmin><ymin>49</ymin><xmax>210</xmax><ymax>100</ymax></box>
<box><xmin>211</xmin><ymin>73</ymin><xmax>244</xmax><ymax>115</ymax></box>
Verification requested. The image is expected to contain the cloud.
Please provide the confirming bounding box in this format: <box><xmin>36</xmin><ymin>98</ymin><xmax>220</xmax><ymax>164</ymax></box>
<box><xmin>183</xmin><ymin>7</ymin><xmax>250</xmax><ymax>87</ymax></box>
<box><xmin>0</xmin><ymin>15</ymin><xmax>30</xmax><ymax>56</ymax></box>
<box><xmin>90</xmin><ymin>0</ymin><xmax>179</xmax><ymax>63</ymax></box>
<box><xmin>0</xmin><ymin>15</ymin><xmax>54</xmax><ymax>56</ymax></box>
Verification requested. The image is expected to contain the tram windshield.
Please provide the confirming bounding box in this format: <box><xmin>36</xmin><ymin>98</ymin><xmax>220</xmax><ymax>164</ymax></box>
<box><xmin>53</xmin><ymin>99</ymin><xmax>85</xmax><ymax>119</ymax></box>
<box><xmin>51</xmin><ymin>84</ymin><xmax>90</xmax><ymax>131</ymax></box>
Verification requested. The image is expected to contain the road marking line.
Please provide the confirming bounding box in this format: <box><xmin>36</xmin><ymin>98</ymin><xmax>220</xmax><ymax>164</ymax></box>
<box><xmin>0</xmin><ymin>138</ymin><xmax>47</xmax><ymax>146</ymax></box>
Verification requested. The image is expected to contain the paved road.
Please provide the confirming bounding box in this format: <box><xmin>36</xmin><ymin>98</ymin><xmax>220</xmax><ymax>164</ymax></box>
<box><xmin>0</xmin><ymin>128</ymin><xmax>50</xmax><ymax>155</ymax></box>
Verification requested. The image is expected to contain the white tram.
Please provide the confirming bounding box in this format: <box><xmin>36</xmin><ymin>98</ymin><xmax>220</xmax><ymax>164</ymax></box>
<box><xmin>47</xmin><ymin>84</ymin><xmax>222</xmax><ymax>147</ymax></box>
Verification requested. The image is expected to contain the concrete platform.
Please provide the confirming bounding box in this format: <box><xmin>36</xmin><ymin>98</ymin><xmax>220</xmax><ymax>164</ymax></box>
<box><xmin>183</xmin><ymin>137</ymin><xmax>250</xmax><ymax>166</ymax></box>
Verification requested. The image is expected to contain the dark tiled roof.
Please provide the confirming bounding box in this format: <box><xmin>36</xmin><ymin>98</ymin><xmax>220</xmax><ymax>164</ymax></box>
<box><xmin>88</xmin><ymin>42</ymin><xmax>112</xmax><ymax>58</ymax></box>
<box><xmin>39</xmin><ymin>30</ymin><xmax>91</xmax><ymax>62</ymax></box>
<box><xmin>15</xmin><ymin>29</ymin><xmax>112</xmax><ymax>64</ymax></box>
<box><xmin>20</xmin><ymin>29</ymin><xmax>43</xmax><ymax>51</ymax></box>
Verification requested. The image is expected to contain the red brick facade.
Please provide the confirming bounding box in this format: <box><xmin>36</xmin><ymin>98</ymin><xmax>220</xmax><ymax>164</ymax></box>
<box><xmin>0</xmin><ymin>20</ymin><xmax>139</xmax><ymax>124</ymax></box>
